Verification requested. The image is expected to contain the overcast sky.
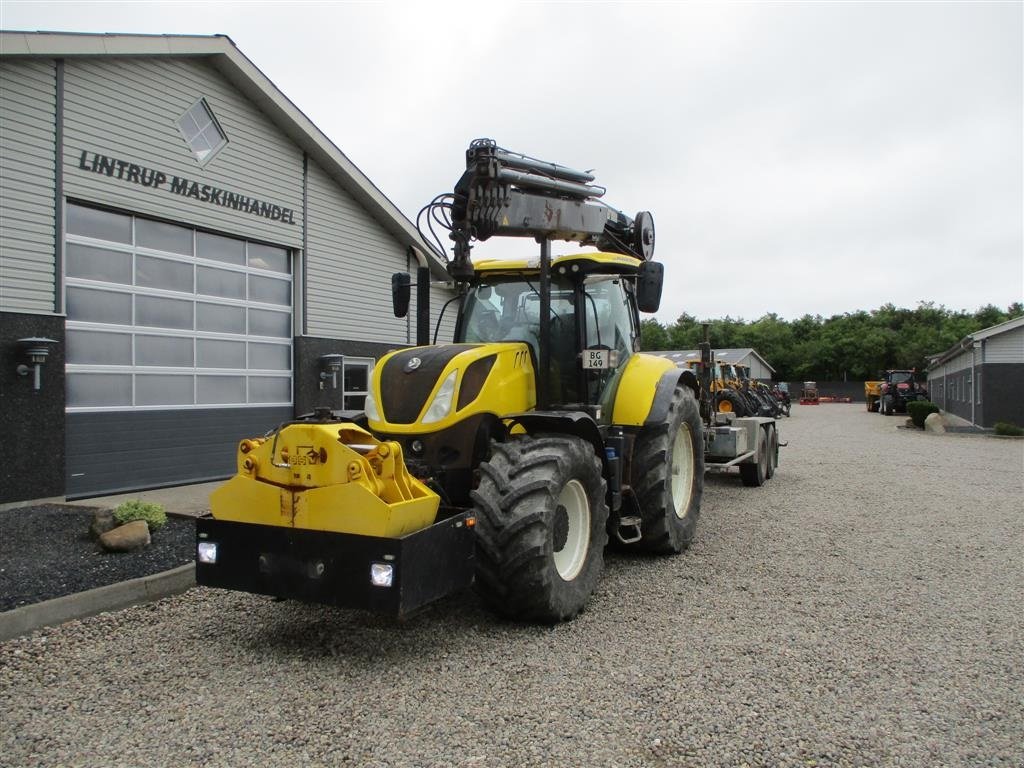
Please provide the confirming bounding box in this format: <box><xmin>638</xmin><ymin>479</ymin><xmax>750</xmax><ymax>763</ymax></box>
<box><xmin>4</xmin><ymin>1</ymin><xmax>1022</xmax><ymax>324</ymax></box>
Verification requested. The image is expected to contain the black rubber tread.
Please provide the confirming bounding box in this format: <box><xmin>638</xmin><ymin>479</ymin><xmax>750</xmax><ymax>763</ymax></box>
<box><xmin>765</xmin><ymin>424</ymin><xmax>778</xmax><ymax>480</ymax></box>
<box><xmin>630</xmin><ymin>385</ymin><xmax>705</xmax><ymax>554</ymax></box>
<box><xmin>716</xmin><ymin>389</ymin><xmax>748</xmax><ymax>417</ymax></box>
<box><xmin>740</xmin><ymin>427</ymin><xmax>767</xmax><ymax>487</ymax></box>
<box><xmin>471</xmin><ymin>434</ymin><xmax>608</xmax><ymax>623</ymax></box>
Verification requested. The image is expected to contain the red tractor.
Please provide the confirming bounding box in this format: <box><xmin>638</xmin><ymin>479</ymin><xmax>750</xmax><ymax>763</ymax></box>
<box><xmin>878</xmin><ymin>370</ymin><xmax>928</xmax><ymax>415</ymax></box>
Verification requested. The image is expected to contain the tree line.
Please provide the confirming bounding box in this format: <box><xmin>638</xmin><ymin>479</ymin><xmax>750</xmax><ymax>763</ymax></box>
<box><xmin>639</xmin><ymin>302</ymin><xmax>1023</xmax><ymax>383</ymax></box>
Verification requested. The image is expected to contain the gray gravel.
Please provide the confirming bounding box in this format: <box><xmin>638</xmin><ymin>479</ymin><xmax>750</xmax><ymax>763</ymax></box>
<box><xmin>1</xmin><ymin>405</ymin><xmax>1021</xmax><ymax>767</ymax></box>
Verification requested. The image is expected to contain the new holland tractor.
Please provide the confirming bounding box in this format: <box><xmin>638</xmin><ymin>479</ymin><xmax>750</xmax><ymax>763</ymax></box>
<box><xmin>196</xmin><ymin>139</ymin><xmax>704</xmax><ymax>622</ymax></box>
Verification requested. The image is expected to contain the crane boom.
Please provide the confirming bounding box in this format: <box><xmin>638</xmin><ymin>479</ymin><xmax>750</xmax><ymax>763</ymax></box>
<box><xmin>444</xmin><ymin>139</ymin><xmax>654</xmax><ymax>280</ymax></box>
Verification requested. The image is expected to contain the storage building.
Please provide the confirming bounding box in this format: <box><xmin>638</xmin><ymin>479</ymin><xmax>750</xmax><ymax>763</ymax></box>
<box><xmin>0</xmin><ymin>31</ymin><xmax>455</xmax><ymax>504</ymax></box>
<box><xmin>651</xmin><ymin>347</ymin><xmax>776</xmax><ymax>381</ymax></box>
<box><xmin>926</xmin><ymin>315</ymin><xmax>1024</xmax><ymax>429</ymax></box>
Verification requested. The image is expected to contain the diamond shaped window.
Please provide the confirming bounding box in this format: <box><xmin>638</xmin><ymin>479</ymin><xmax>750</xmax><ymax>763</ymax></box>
<box><xmin>177</xmin><ymin>98</ymin><xmax>227</xmax><ymax>164</ymax></box>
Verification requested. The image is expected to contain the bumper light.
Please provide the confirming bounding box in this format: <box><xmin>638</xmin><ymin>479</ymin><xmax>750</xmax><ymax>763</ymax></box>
<box><xmin>370</xmin><ymin>562</ymin><xmax>394</xmax><ymax>587</ymax></box>
<box><xmin>197</xmin><ymin>542</ymin><xmax>218</xmax><ymax>564</ymax></box>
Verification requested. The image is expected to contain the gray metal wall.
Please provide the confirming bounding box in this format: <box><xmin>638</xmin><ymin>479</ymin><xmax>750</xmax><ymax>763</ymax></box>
<box><xmin>0</xmin><ymin>59</ymin><xmax>57</xmax><ymax>314</ymax></box>
<box><xmin>65</xmin><ymin>406</ymin><xmax>290</xmax><ymax>498</ymax></box>
<box><xmin>305</xmin><ymin>159</ymin><xmax>456</xmax><ymax>343</ymax></box>
<box><xmin>985</xmin><ymin>326</ymin><xmax>1024</xmax><ymax>364</ymax></box>
<box><xmin>305</xmin><ymin>159</ymin><xmax>408</xmax><ymax>341</ymax></box>
<box><xmin>62</xmin><ymin>57</ymin><xmax>303</xmax><ymax>249</ymax></box>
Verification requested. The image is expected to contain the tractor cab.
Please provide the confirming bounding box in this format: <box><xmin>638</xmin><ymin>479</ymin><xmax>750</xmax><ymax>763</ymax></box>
<box><xmin>454</xmin><ymin>254</ymin><xmax>642</xmax><ymax>420</ymax></box>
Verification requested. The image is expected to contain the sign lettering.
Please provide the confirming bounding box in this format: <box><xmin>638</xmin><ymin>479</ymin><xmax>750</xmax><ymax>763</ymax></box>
<box><xmin>77</xmin><ymin>150</ymin><xmax>297</xmax><ymax>226</ymax></box>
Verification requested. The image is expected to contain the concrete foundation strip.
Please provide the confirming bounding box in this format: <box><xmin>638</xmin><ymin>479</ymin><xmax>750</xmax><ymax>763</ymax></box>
<box><xmin>0</xmin><ymin>563</ymin><xmax>195</xmax><ymax>642</ymax></box>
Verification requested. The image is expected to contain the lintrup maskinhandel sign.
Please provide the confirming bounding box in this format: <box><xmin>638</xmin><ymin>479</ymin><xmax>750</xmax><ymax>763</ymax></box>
<box><xmin>77</xmin><ymin>150</ymin><xmax>297</xmax><ymax>226</ymax></box>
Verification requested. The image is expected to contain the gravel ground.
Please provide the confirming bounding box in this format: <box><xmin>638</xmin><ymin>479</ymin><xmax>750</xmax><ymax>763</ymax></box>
<box><xmin>1</xmin><ymin>405</ymin><xmax>1021</xmax><ymax>767</ymax></box>
<box><xmin>0</xmin><ymin>505</ymin><xmax>195</xmax><ymax>610</ymax></box>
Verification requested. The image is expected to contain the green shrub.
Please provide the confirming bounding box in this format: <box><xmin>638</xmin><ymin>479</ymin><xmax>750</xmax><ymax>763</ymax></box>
<box><xmin>112</xmin><ymin>500</ymin><xmax>167</xmax><ymax>531</ymax></box>
<box><xmin>994</xmin><ymin>422</ymin><xmax>1024</xmax><ymax>437</ymax></box>
<box><xmin>906</xmin><ymin>400</ymin><xmax>940</xmax><ymax>428</ymax></box>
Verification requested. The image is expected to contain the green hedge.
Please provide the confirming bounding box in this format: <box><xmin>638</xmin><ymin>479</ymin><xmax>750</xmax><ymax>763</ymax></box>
<box><xmin>113</xmin><ymin>500</ymin><xmax>167</xmax><ymax>531</ymax></box>
<box><xmin>906</xmin><ymin>400</ymin><xmax>940</xmax><ymax>428</ymax></box>
<box><xmin>994</xmin><ymin>422</ymin><xmax>1024</xmax><ymax>437</ymax></box>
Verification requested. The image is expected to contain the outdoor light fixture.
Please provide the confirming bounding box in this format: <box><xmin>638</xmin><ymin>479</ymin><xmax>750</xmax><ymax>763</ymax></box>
<box><xmin>197</xmin><ymin>541</ymin><xmax>218</xmax><ymax>564</ymax></box>
<box><xmin>319</xmin><ymin>353</ymin><xmax>344</xmax><ymax>390</ymax></box>
<box><xmin>16</xmin><ymin>337</ymin><xmax>58</xmax><ymax>392</ymax></box>
<box><xmin>370</xmin><ymin>562</ymin><xmax>394</xmax><ymax>587</ymax></box>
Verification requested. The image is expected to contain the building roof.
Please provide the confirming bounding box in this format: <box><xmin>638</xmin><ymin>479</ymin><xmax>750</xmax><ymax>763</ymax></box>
<box><xmin>927</xmin><ymin>315</ymin><xmax>1024</xmax><ymax>369</ymax></box>
<box><xmin>649</xmin><ymin>347</ymin><xmax>776</xmax><ymax>374</ymax></box>
<box><xmin>0</xmin><ymin>30</ymin><xmax>449</xmax><ymax>277</ymax></box>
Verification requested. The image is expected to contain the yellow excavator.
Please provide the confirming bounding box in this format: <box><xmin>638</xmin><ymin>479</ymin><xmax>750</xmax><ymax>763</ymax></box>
<box><xmin>197</xmin><ymin>139</ymin><xmax>705</xmax><ymax>622</ymax></box>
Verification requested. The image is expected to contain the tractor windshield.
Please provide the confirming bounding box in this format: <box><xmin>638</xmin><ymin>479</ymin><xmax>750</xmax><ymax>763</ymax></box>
<box><xmin>889</xmin><ymin>371</ymin><xmax>913</xmax><ymax>384</ymax></box>
<box><xmin>457</xmin><ymin>273</ymin><xmax>637</xmax><ymax>412</ymax></box>
<box><xmin>459</xmin><ymin>276</ymin><xmax>575</xmax><ymax>359</ymax></box>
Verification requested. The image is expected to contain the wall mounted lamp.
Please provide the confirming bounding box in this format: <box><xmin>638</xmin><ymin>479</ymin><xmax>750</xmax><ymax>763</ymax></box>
<box><xmin>319</xmin><ymin>354</ymin><xmax>344</xmax><ymax>390</ymax></box>
<box><xmin>16</xmin><ymin>337</ymin><xmax>59</xmax><ymax>392</ymax></box>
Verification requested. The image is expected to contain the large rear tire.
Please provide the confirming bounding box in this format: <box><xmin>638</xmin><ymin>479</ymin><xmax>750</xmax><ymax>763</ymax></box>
<box><xmin>472</xmin><ymin>435</ymin><xmax>608</xmax><ymax>622</ymax></box>
<box><xmin>631</xmin><ymin>385</ymin><xmax>705</xmax><ymax>554</ymax></box>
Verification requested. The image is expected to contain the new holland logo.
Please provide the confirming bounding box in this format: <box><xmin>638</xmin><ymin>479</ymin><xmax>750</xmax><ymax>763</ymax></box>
<box><xmin>404</xmin><ymin>357</ymin><xmax>422</xmax><ymax>373</ymax></box>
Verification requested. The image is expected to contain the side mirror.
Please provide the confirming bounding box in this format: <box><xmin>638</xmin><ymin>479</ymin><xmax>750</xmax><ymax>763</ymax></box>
<box><xmin>391</xmin><ymin>272</ymin><xmax>411</xmax><ymax>318</ymax></box>
<box><xmin>636</xmin><ymin>261</ymin><xmax>664</xmax><ymax>313</ymax></box>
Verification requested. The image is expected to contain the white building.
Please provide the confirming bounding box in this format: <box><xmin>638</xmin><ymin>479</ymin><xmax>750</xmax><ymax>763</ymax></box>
<box><xmin>651</xmin><ymin>347</ymin><xmax>776</xmax><ymax>381</ymax></box>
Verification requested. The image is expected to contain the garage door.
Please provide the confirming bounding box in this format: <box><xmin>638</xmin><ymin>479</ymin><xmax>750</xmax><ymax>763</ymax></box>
<box><xmin>64</xmin><ymin>202</ymin><xmax>293</xmax><ymax>498</ymax></box>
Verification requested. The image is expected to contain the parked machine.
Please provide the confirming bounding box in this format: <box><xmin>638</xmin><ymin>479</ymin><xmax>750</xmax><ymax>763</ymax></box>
<box><xmin>864</xmin><ymin>380</ymin><xmax>883</xmax><ymax>412</ymax></box>
<box><xmin>799</xmin><ymin>381</ymin><xmax>820</xmax><ymax>405</ymax></box>
<box><xmin>877</xmin><ymin>369</ymin><xmax>927</xmax><ymax>415</ymax></box>
<box><xmin>196</xmin><ymin>139</ymin><xmax>779</xmax><ymax>623</ymax></box>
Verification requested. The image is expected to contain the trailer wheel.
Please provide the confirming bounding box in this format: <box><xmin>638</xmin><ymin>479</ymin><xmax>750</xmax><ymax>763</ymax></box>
<box><xmin>471</xmin><ymin>435</ymin><xmax>608</xmax><ymax>622</ymax></box>
<box><xmin>765</xmin><ymin>424</ymin><xmax>779</xmax><ymax>480</ymax></box>
<box><xmin>740</xmin><ymin>428</ymin><xmax>768</xmax><ymax>487</ymax></box>
<box><xmin>631</xmin><ymin>385</ymin><xmax>705</xmax><ymax>554</ymax></box>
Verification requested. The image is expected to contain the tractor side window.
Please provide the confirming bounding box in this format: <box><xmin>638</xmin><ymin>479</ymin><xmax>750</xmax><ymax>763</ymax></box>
<box><xmin>583</xmin><ymin>277</ymin><xmax>632</xmax><ymax>365</ymax></box>
<box><xmin>462</xmin><ymin>285</ymin><xmax>504</xmax><ymax>343</ymax></box>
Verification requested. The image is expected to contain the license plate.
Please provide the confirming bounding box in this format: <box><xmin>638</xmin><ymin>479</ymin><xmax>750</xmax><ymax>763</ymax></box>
<box><xmin>583</xmin><ymin>348</ymin><xmax>610</xmax><ymax>369</ymax></box>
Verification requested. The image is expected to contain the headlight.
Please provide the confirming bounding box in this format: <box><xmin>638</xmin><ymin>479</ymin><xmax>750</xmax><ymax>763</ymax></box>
<box><xmin>363</xmin><ymin>389</ymin><xmax>381</xmax><ymax>421</ymax></box>
<box><xmin>370</xmin><ymin>562</ymin><xmax>394</xmax><ymax>587</ymax></box>
<box><xmin>197</xmin><ymin>542</ymin><xmax>218</xmax><ymax>564</ymax></box>
<box><xmin>421</xmin><ymin>370</ymin><xmax>457</xmax><ymax>424</ymax></box>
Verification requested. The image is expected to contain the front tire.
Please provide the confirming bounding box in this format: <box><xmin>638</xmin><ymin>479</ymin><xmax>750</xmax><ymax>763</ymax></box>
<box><xmin>472</xmin><ymin>435</ymin><xmax>608</xmax><ymax>622</ymax></box>
<box><xmin>632</xmin><ymin>385</ymin><xmax>705</xmax><ymax>554</ymax></box>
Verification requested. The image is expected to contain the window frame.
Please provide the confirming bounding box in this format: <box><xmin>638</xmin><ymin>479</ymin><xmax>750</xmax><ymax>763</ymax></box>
<box><xmin>176</xmin><ymin>97</ymin><xmax>228</xmax><ymax>166</ymax></box>
<box><xmin>64</xmin><ymin>203</ymin><xmax>292</xmax><ymax>412</ymax></box>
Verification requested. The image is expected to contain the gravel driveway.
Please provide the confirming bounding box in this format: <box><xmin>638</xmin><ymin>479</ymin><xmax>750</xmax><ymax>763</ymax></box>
<box><xmin>1</xmin><ymin>405</ymin><xmax>1021</xmax><ymax>767</ymax></box>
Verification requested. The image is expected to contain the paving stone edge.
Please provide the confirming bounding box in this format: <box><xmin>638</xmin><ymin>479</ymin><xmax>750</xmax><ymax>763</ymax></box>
<box><xmin>0</xmin><ymin>563</ymin><xmax>195</xmax><ymax>642</ymax></box>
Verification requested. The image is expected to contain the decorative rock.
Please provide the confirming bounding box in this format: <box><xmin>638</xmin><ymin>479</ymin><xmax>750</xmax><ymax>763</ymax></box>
<box><xmin>89</xmin><ymin>509</ymin><xmax>116</xmax><ymax>540</ymax></box>
<box><xmin>99</xmin><ymin>520</ymin><xmax>151</xmax><ymax>552</ymax></box>
<box><xmin>924</xmin><ymin>412</ymin><xmax>947</xmax><ymax>434</ymax></box>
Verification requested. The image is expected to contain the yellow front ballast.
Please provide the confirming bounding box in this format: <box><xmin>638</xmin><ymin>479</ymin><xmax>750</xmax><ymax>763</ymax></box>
<box><xmin>209</xmin><ymin>422</ymin><xmax>440</xmax><ymax>538</ymax></box>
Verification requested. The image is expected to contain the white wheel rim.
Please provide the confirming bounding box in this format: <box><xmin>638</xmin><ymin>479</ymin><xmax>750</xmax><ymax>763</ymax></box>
<box><xmin>553</xmin><ymin>479</ymin><xmax>590</xmax><ymax>581</ymax></box>
<box><xmin>671</xmin><ymin>424</ymin><xmax>695</xmax><ymax>519</ymax></box>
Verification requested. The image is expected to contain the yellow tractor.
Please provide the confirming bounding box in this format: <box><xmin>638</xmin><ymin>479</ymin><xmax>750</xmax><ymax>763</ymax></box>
<box><xmin>197</xmin><ymin>140</ymin><xmax>704</xmax><ymax>622</ymax></box>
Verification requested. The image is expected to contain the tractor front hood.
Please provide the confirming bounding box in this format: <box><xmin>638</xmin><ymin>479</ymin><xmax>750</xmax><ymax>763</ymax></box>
<box><xmin>366</xmin><ymin>342</ymin><xmax>537</xmax><ymax>434</ymax></box>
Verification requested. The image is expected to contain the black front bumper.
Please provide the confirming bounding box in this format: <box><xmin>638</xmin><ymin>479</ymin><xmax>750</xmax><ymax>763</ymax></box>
<box><xmin>196</xmin><ymin>513</ymin><xmax>475</xmax><ymax>618</ymax></box>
